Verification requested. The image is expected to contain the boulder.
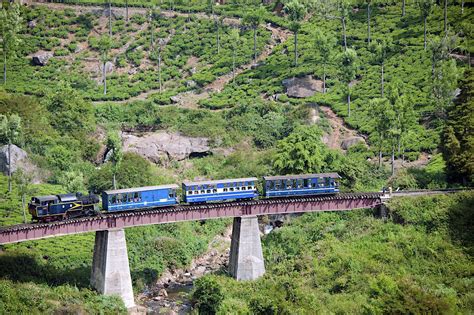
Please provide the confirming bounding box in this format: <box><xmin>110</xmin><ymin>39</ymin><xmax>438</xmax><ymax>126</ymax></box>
<box><xmin>32</xmin><ymin>52</ymin><xmax>53</xmax><ymax>66</ymax></box>
<box><xmin>282</xmin><ymin>75</ymin><xmax>324</xmax><ymax>98</ymax></box>
<box><xmin>122</xmin><ymin>131</ymin><xmax>212</xmax><ymax>163</ymax></box>
<box><xmin>340</xmin><ymin>136</ymin><xmax>366</xmax><ymax>150</ymax></box>
<box><xmin>28</xmin><ymin>20</ymin><xmax>37</xmax><ymax>29</ymax></box>
<box><xmin>0</xmin><ymin>144</ymin><xmax>33</xmax><ymax>175</ymax></box>
<box><xmin>185</xmin><ymin>80</ymin><xmax>196</xmax><ymax>88</ymax></box>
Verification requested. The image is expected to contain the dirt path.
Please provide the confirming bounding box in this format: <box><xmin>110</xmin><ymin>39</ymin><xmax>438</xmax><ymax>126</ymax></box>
<box><xmin>318</xmin><ymin>105</ymin><xmax>360</xmax><ymax>150</ymax></box>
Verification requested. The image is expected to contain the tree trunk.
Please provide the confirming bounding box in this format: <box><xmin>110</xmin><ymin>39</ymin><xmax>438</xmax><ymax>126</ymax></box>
<box><xmin>391</xmin><ymin>143</ymin><xmax>395</xmax><ymax>176</ymax></box>
<box><xmin>113</xmin><ymin>172</ymin><xmax>116</xmax><ymax>190</ymax></box>
<box><xmin>216</xmin><ymin>20</ymin><xmax>220</xmax><ymax>55</ymax></box>
<box><xmin>158</xmin><ymin>50</ymin><xmax>162</xmax><ymax>92</ymax></box>
<box><xmin>444</xmin><ymin>0</ymin><xmax>448</xmax><ymax>33</ymax></box>
<box><xmin>103</xmin><ymin>59</ymin><xmax>107</xmax><ymax>95</ymax></box>
<box><xmin>253</xmin><ymin>27</ymin><xmax>257</xmax><ymax>64</ymax></box>
<box><xmin>424</xmin><ymin>16</ymin><xmax>427</xmax><ymax>50</ymax></box>
<box><xmin>294</xmin><ymin>31</ymin><xmax>298</xmax><ymax>66</ymax></box>
<box><xmin>347</xmin><ymin>84</ymin><xmax>351</xmax><ymax>117</ymax></box>
<box><xmin>323</xmin><ymin>64</ymin><xmax>326</xmax><ymax>93</ymax></box>
<box><xmin>342</xmin><ymin>16</ymin><xmax>347</xmax><ymax>51</ymax></box>
<box><xmin>462</xmin><ymin>0</ymin><xmax>464</xmax><ymax>14</ymax></box>
<box><xmin>232</xmin><ymin>49</ymin><xmax>236</xmax><ymax>83</ymax></box>
<box><xmin>126</xmin><ymin>0</ymin><xmax>129</xmax><ymax>22</ymax></box>
<box><xmin>402</xmin><ymin>0</ymin><xmax>406</xmax><ymax>16</ymax></box>
<box><xmin>367</xmin><ymin>3</ymin><xmax>371</xmax><ymax>44</ymax></box>
<box><xmin>378</xmin><ymin>141</ymin><xmax>382</xmax><ymax>168</ymax></box>
<box><xmin>381</xmin><ymin>63</ymin><xmax>384</xmax><ymax>97</ymax></box>
<box><xmin>22</xmin><ymin>194</ymin><xmax>26</xmax><ymax>223</ymax></box>
<box><xmin>108</xmin><ymin>0</ymin><xmax>112</xmax><ymax>36</ymax></box>
<box><xmin>8</xmin><ymin>142</ymin><xmax>12</xmax><ymax>192</ymax></box>
<box><xmin>3</xmin><ymin>46</ymin><xmax>6</xmax><ymax>84</ymax></box>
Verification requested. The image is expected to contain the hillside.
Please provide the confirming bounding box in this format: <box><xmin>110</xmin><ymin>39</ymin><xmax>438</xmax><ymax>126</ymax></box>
<box><xmin>0</xmin><ymin>0</ymin><xmax>473</xmax><ymax>313</ymax></box>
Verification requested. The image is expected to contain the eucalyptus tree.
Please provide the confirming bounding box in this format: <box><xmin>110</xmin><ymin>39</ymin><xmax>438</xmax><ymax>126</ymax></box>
<box><xmin>107</xmin><ymin>0</ymin><xmax>112</xmax><ymax>36</ymax></box>
<box><xmin>229</xmin><ymin>28</ymin><xmax>243</xmax><ymax>83</ymax></box>
<box><xmin>359</xmin><ymin>0</ymin><xmax>375</xmax><ymax>44</ymax></box>
<box><xmin>0</xmin><ymin>113</ymin><xmax>21</xmax><ymax>192</ymax></box>
<box><xmin>429</xmin><ymin>32</ymin><xmax>458</xmax><ymax>75</ymax></box>
<box><xmin>402</xmin><ymin>0</ymin><xmax>406</xmax><ymax>16</ymax></box>
<box><xmin>386</xmin><ymin>80</ymin><xmax>417</xmax><ymax>169</ymax></box>
<box><xmin>13</xmin><ymin>168</ymin><xmax>34</xmax><ymax>223</ymax></box>
<box><xmin>336</xmin><ymin>0</ymin><xmax>351</xmax><ymax>51</ymax></box>
<box><xmin>106</xmin><ymin>130</ymin><xmax>123</xmax><ymax>190</ymax></box>
<box><xmin>338</xmin><ymin>48</ymin><xmax>358</xmax><ymax>117</ymax></box>
<box><xmin>0</xmin><ymin>2</ymin><xmax>21</xmax><ymax>85</ymax></box>
<box><xmin>98</xmin><ymin>35</ymin><xmax>113</xmax><ymax>95</ymax></box>
<box><xmin>152</xmin><ymin>38</ymin><xmax>165</xmax><ymax>92</ymax></box>
<box><xmin>369</xmin><ymin>98</ymin><xmax>393</xmax><ymax>168</ymax></box>
<box><xmin>432</xmin><ymin>59</ymin><xmax>459</xmax><ymax>120</ymax></box>
<box><xmin>369</xmin><ymin>38</ymin><xmax>391</xmax><ymax>97</ymax></box>
<box><xmin>284</xmin><ymin>0</ymin><xmax>307</xmax><ymax>66</ymax></box>
<box><xmin>444</xmin><ymin>0</ymin><xmax>448</xmax><ymax>33</ymax></box>
<box><xmin>243</xmin><ymin>6</ymin><xmax>264</xmax><ymax>64</ymax></box>
<box><xmin>416</xmin><ymin>0</ymin><xmax>434</xmax><ymax>50</ymax></box>
<box><xmin>314</xmin><ymin>29</ymin><xmax>336</xmax><ymax>93</ymax></box>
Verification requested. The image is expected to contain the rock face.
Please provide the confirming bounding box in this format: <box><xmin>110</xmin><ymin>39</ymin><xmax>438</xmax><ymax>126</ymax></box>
<box><xmin>122</xmin><ymin>132</ymin><xmax>211</xmax><ymax>163</ymax></box>
<box><xmin>32</xmin><ymin>52</ymin><xmax>53</xmax><ymax>66</ymax></box>
<box><xmin>341</xmin><ymin>136</ymin><xmax>366</xmax><ymax>150</ymax></box>
<box><xmin>282</xmin><ymin>75</ymin><xmax>323</xmax><ymax>98</ymax></box>
<box><xmin>0</xmin><ymin>144</ymin><xmax>33</xmax><ymax>175</ymax></box>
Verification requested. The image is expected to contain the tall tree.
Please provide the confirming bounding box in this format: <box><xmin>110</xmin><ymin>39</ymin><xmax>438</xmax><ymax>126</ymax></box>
<box><xmin>441</xmin><ymin>68</ymin><xmax>473</xmax><ymax>185</ymax></box>
<box><xmin>386</xmin><ymin>80</ymin><xmax>417</xmax><ymax>170</ymax></box>
<box><xmin>314</xmin><ymin>29</ymin><xmax>336</xmax><ymax>93</ymax></box>
<box><xmin>416</xmin><ymin>0</ymin><xmax>434</xmax><ymax>50</ymax></box>
<box><xmin>360</xmin><ymin>0</ymin><xmax>374</xmax><ymax>44</ymax></box>
<box><xmin>444</xmin><ymin>0</ymin><xmax>448</xmax><ymax>33</ymax></box>
<box><xmin>229</xmin><ymin>28</ymin><xmax>242</xmax><ymax>83</ymax></box>
<box><xmin>338</xmin><ymin>48</ymin><xmax>358</xmax><ymax>117</ymax></box>
<box><xmin>0</xmin><ymin>113</ymin><xmax>21</xmax><ymax>192</ymax></box>
<box><xmin>431</xmin><ymin>59</ymin><xmax>459</xmax><ymax>120</ymax></box>
<box><xmin>98</xmin><ymin>35</ymin><xmax>112</xmax><ymax>95</ymax></box>
<box><xmin>242</xmin><ymin>7</ymin><xmax>264</xmax><ymax>64</ymax></box>
<box><xmin>106</xmin><ymin>130</ymin><xmax>123</xmax><ymax>190</ymax></box>
<box><xmin>151</xmin><ymin>38</ymin><xmax>165</xmax><ymax>92</ymax></box>
<box><xmin>429</xmin><ymin>32</ymin><xmax>457</xmax><ymax>75</ymax></box>
<box><xmin>13</xmin><ymin>168</ymin><xmax>34</xmax><ymax>223</ymax></box>
<box><xmin>336</xmin><ymin>0</ymin><xmax>351</xmax><ymax>51</ymax></box>
<box><xmin>107</xmin><ymin>0</ymin><xmax>112</xmax><ymax>36</ymax></box>
<box><xmin>369</xmin><ymin>98</ymin><xmax>393</xmax><ymax>168</ymax></box>
<box><xmin>0</xmin><ymin>3</ymin><xmax>21</xmax><ymax>85</ymax></box>
<box><xmin>285</xmin><ymin>0</ymin><xmax>306</xmax><ymax>66</ymax></box>
<box><xmin>402</xmin><ymin>0</ymin><xmax>406</xmax><ymax>16</ymax></box>
<box><xmin>369</xmin><ymin>38</ymin><xmax>391</xmax><ymax>97</ymax></box>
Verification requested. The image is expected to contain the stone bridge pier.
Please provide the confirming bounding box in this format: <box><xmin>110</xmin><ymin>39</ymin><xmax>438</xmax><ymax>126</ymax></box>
<box><xmin>91</xmin><ymin>229</ymin><xmax>135</xmax><ymax>308</ymax></box>
<box><xmin>228</xmin><ymin>216</ymin><xmax>265</xmax><ymax>280</ymax></box>
<box><xmin>89</xmin><ymin>216</ymin><xmax>265</xmax><ymax>307</ymax></box>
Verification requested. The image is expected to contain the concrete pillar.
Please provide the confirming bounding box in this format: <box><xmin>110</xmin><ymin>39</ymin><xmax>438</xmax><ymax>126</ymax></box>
<box><xmin>228</xmin><ymin>216</ymin><xmax>265</xmax><ymax>281</ymax></box>
<box><xmin>91</xmin><ymin>229</ymin><xmax>135</xmax><ymax>308</ymax></box>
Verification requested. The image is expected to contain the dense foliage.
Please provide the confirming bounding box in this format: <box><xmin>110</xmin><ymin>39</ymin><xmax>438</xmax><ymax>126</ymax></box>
<box><xmin>198</xmin><ymin>192</ymin><xmax>474</xmax><ymax>314</ymax></box>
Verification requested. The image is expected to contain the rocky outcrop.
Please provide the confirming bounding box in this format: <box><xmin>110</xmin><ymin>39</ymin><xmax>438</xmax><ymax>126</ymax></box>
<box><xmin>341</xmin><ymin>136</ymin><xmax>366</xmax><ymax>150</ymax></box>
<box><xmin>282</xmin><ymin>75</ymin><xmax>323</xmax><ymax>98</ymax></box>
<box><xmin>32</xmin><ymin>52</ymin><xmax>53</xmax><ymax>66</ymax></box>
<box><xmin>122</xmin><ymin>131</ymin><xmax>212</xmax><ymax>163</ymax></box>
<box><xmin>0</xmin><ymin>144</ymin><xmax>38</xmax><ymax>179</ymax></box>
<box><xmin>100</xmin><ymin>61</ymin><xmax>114</xmax><ymax>74</ymax></box>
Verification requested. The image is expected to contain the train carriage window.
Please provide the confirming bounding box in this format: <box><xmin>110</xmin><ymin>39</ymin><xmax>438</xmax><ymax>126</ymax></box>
<box><xmin>292</xmin><ymin>179</ymin><xmax>297</xmax><ymax>188</ymax></box>
<box><xmin>188</xmin><ymin>191</ymin><xmax>193</xmax><ymax>195</ymax></box>
<box><xmin>206</xmin><ymin>189</ymin><xmax>211</xmax><ymax>193</ymax></box>
<box><xmin>223</xmin><ymin>188</ymin><xmax>228</xmax><ymax>192</ymax></box>
<box><xmin>201</xmin><ymin>189</ymin><xmax>205</xmax><ymax>194</ymax></box>
<box><xmin>213</xmin><ymin>188</ymin><xmax>217</xmax><ymax>193</ymax></box>
<box><xmin>230</xmin><ymin>187</ymin><xmax>234</xmax><ymax>191</ymax></box>
<box><xmin>304</xmin><ymin>179</ymin><xmax>309</xmax><ymax>188</ymax></box>
<box><xmin>117</xmin><ymin>194</ymin><xmax>123</xmax><ymax>203</ymax></box>
<box><xmin>242</xmin><ymin>186</ymin><xmax>246</xmax><ymax>190</ymax></box>
<box><xmin>169</xmin><ymin>190</ymin><xmax>175</xmax><ymax>198</ymax></box>
<box><xmin>133</xmin><ymin>192</ymin><xmax>139</xmax><ymax>202</ymax></box>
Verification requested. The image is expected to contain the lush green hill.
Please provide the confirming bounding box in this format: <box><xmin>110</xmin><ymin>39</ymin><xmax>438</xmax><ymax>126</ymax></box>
<box><xmin>193</xmin><ymin>192</ymin><xmax>474</xmax><ymax>314</ymax></box>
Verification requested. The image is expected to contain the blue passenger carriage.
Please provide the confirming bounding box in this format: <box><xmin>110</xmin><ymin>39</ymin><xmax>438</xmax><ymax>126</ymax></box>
<box><xmin>263</xmin><ymin>173</ymin><xmax>340</xmax><ymax>198</ymax></box>
<box><xmin>182</xmin><ymin>178</ymin><xmax>258</xmax><ymax>203</ymax></box>
<box><xmin>102</xmin><ymin>185</ymin><xmax>179</xmax><ymax>212</ymax></box>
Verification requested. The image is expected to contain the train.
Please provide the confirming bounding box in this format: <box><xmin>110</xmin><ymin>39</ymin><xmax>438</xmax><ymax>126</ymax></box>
<box><xmin>28</xmin><ymin>173</ymin><xmax>340</xmax><ymax>222</ymax></box>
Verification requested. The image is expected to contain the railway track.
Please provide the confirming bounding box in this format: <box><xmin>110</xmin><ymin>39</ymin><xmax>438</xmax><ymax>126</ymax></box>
<box><xmin>0</xmin><ymin>192</ymin><xmax>381</xmax><ymax>233</ymax></box>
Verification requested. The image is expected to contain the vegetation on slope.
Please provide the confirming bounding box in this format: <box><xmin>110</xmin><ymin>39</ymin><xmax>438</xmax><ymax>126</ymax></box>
<box><xmin>193</xmin><ymin>192</ymin><xmax>474</xmax><ymax>314</ymax></box>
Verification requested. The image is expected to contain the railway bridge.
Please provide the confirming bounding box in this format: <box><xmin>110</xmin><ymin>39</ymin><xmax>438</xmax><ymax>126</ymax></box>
<box><xmin>0</xmin><ymin>190</ymin><xmax>460</xmax><ymax>308</ymax></box>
